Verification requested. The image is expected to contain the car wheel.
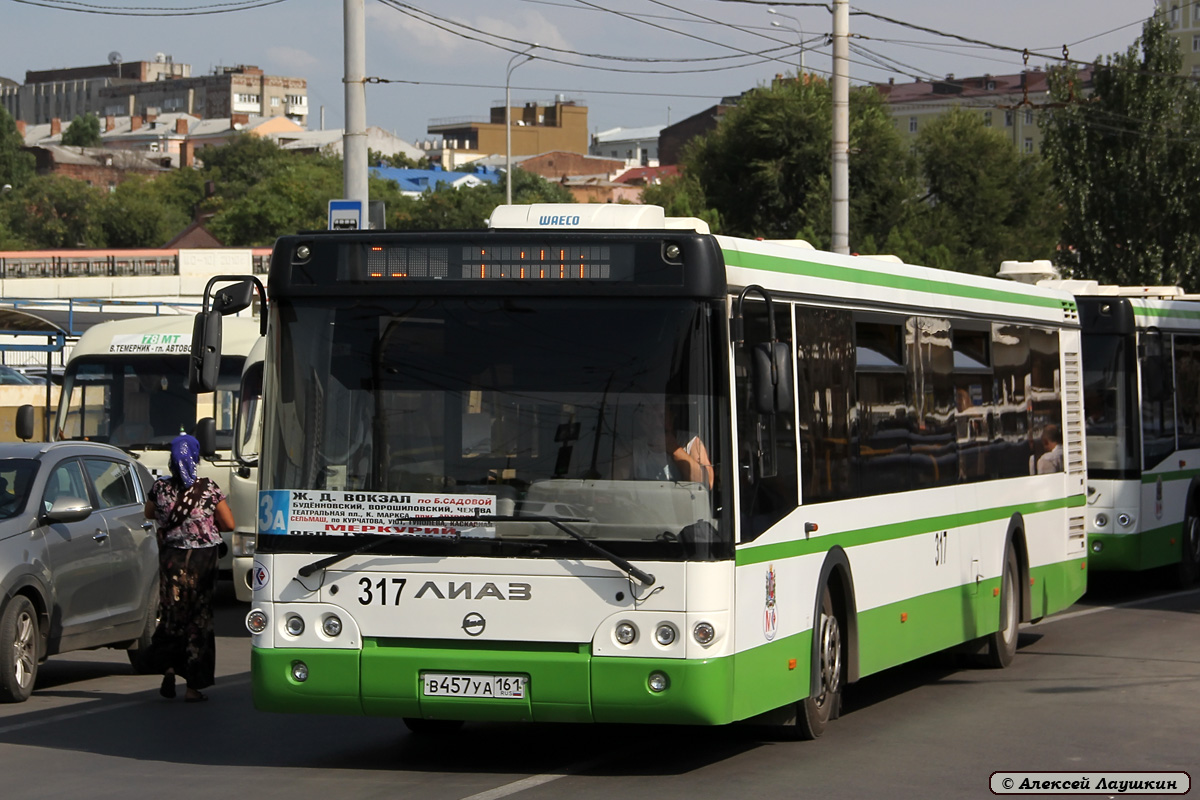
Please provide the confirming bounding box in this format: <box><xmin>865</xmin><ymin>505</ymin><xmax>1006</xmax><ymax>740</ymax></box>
<box><xmin>0</xmin><ymin>596</ymin><xmax>39</xmax><ymax>703</ymax></box>
<box><xmin>127</xmin><ymin>590</ymin><xmax>160</xmax><ymax>674</ymax></box>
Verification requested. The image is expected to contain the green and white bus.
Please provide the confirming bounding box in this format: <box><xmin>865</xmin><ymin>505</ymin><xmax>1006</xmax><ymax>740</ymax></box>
<box><xmin>55</xmin><ymin>315</ymin><xmax>261</xmax><ymax>572</ymax></box>
<box><xmin>1052</xmin><ymin>283</ymin><xmax>1200</xmax><ymax>585</ymax></box>
<box><xmin>227</xmin><ymin>336</ymin><xmax>266</xmax><ymax>601</ymax></box>
<box><xmin>200</xmin><ymin>205</ymin><xmax>1088</xmax><ymax>738</ymax></box>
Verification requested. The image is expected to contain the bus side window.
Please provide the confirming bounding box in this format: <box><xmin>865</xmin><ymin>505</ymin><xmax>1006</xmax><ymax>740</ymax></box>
<box><xmin>794</xmin><ymin>305</ymin><xmax>855</xmax><ymax>502</ymax></box>
<box><xmin>736</xmin><ymin>299</ymin><xmax>797</xmax><ymax>542</ymax></box>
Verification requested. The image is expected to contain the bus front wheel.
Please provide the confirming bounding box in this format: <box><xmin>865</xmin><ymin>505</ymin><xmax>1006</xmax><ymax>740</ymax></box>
<box><xmin>983</xmin><ymin>545</ymin><xmax>1019</xmax><ymax>669</ymax></box>
<box><xmin>795</xmin><ymin>585</ymin><xmax>843</xmax><ymax>740</ymax></box>
<box><xmin>1177</xmin><ymin>503</ymin><xmax>1200</xmax><ymax>587</ymax></box>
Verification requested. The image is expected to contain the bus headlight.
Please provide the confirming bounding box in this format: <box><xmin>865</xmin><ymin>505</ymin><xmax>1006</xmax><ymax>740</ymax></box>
<box><xmin>232</xmin><ymin>532</ymin><xmax>256</xmax><ymax>557</ymax></box>
<box><xmin>1117</xmin><ymin>513</ymin><xmax>1134</xmax><ymax>528</ymax></box>
<box><xmin>693</xmin><ymin>621</ymin><xmax>716</xmax><ymax>646</ymax></box>
<box><xmin>1095</xmin><ymin>513</ymin><xmax>1109</xmax><ymax>529</ymax></box>
<box><xmin>246</xmin><ymin>609</ymin><xmax>268</xmax><ymax>634</ymax></box>
<box><xmin>615</xmin><ymin>622</ymin><xmax>637</xmax><ymax>645</ymax></box>
<box><xmin>648</xmin><ymin>671</ymin><xmax>669</xmax><ymax>692</ymax></box>
<box><xmin>654</xmin><ymin>624</ymin><xmax>677</xmax><ymax>646</ymax></box>
<box><xmin>285</xmin><ymin>615</ymin><xmax>305</xmax><ymax>637</ymax></box>
<box><xmin>322</xmin><ymin>615</ymin><xmax>343</xmax><ymax>637</ymax></box>
<box><xmin>291</xmin><ymin>661</ymin><xmax>309</xmax><ymax>682</ymax></box>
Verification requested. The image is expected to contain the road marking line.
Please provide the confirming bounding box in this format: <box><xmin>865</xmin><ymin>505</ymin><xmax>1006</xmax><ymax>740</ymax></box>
<box><xmin>0</xmin><ymin>675</ymin><xmax>250</xmax><ymax>735</ymax></box>
<box><xmin>459</xmin><ymin>773</ymin><xmax>568</xmax><ymax>800</ymax></box>
<box><xmin>1026</xmin><ymin>586</ymin><xmax>1200</xmax><ymax>626</ymax></box>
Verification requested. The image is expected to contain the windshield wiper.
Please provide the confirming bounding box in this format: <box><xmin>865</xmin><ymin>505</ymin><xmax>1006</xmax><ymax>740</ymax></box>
<box><xmin>297</xmin><ymin>514</ymin><xmax>656</xmax><ymax>586</ymax></box>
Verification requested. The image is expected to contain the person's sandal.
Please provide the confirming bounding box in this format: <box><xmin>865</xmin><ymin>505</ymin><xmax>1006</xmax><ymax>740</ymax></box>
<box><xmin>184</xmin><ymin>691</ymin><xmax>208</xmax><ymax>703</ymax></box>
<box><xmin>159</xmin><ymin>675</ymin><xmax>176</xmax><ymax>699</ymax></box>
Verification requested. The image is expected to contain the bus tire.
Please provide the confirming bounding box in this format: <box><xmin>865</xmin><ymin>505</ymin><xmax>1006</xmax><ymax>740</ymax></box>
<box><xmin>1177</xmin><ymin>503</ymin><xmax>1200</xmax><ymax>588</ymax></box>
<box><xmin>982</xmin><ymin>545</ymin><xmax>1019</xmax><ymax>669</ymax></box>
<box><xmin>402</xmin><ymin>717</ymin><xmax>464</xmax><ymax>736</ymax></box>
<box><xmin>0</xmin><ymin>596</ymin><xmax>39</xmax><ymax>703</ymax></box>
<box><xmin>796</xmin><ymin>585</ymin><xmax>844</xmax><ymax>740</ymax></box>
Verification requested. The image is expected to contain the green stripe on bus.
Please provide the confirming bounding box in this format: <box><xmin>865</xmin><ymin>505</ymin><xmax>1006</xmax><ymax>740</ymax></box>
<box><xmin>735</xmin><ymin>494</ymin><xmax>1086</xmax><ymax>566</ymax></box>
<box><xmin>1141</xmin><ymin>467</ymin><xmax>1200</xmax><ymax>484</ymax></box>
<box><xmin>1089</xmin><ymin>527</ymin><xmax>1183</xmax><ymax>572</ymax></box>
<box><xmin>721</xmin><ymin>248</ymin><xmax>1072</xmax><ymax>312</ymax></box>
<box><xmin>1133</xmin><ymin>306</ymin><xmax>1200</xmax><ymax>322</ymax></box>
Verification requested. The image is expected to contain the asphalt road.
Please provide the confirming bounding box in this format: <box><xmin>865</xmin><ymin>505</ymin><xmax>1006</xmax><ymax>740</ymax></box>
<box><xmin>2</xmin><ymin>572</ymin><xmax>1196</xmax><ymax>800</ymax></box>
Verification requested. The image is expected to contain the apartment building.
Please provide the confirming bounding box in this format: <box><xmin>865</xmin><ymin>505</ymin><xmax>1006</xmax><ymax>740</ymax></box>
<box><xmin>1</xmin><ymin>57</ymin><xmax>307</xmax><ymax>126</ymax></box>
<box><xmin>1158</xmin><ymin>1</ymin><xmax>1200</xmax><ymax>76</ymax></box>
<box><xmin>875</xmin><ymin>68</ymin><xmax>1093</xmax><ymax>155</ymax></box>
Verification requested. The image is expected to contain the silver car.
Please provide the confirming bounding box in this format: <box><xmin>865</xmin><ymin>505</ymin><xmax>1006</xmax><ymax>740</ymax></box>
<box><xmin>0</xmin><ymin>439</ymin><xmax>158</xmax><ymax>702</ymax></box>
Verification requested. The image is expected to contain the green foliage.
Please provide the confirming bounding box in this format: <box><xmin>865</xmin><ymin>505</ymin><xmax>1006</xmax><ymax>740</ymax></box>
<box><xmin>1</xmin><ymin>174</ymin><xmax>105</xmax><ymax>247</ymax></box>
<box><xmin>97</xmin><ymin>174</ymin><xmax>191</xmax><ymax>247</ymax></box>
<box><xmin>0</xmin><ymin>107</ymin><xmax>34</xmax><ymax>189</ymax></box>
<box><xmin>899</xmin><ymin>107</ymin><xmax>1061</xmax><ymax>275</ymax></box>
<box><xmin>683</xmin><ymin>77</ymin><xmax>916</xmax><ymax>249</ymax></box>
<box><xmin>207</xmin><ymin>154</ymin><xmax>343</xmax><ymax>245</ymax></box>
<box><xmin>369</xmin><ymin>148</ymin><xmax>431</xmax><ymax>169</ymax></box>
<box><xmin>389</xmin><ymin>167</ymin><xmax>573</xmax><ymax>230</ymax></box>
<box><xmin>61</xmin><ymin>114</ymin><xmax>102</xmax><ymax>148</ymax></box>
<box><xmin>1042</xmin><ymin>17</ymin><xmax>1200</xmax><ymax>286</ymax></box>
<box><xmin>641</xmin><ymin>172</ymin><xmax>722</xmax><ymax>232</ymax></box>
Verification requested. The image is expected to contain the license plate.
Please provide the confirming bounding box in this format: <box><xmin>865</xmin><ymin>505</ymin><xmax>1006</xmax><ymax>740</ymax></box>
<box><xmin>422</xmin><ymin>673</ymin><xmax>527</xmax><ymax>699</ymax></box>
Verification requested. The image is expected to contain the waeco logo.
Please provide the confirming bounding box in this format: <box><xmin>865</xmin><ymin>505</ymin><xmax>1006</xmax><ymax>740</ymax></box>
<box><xmin>539</xmin><ymin>215</ymin><xmax>581</xmax><ymax>226</ymax></box>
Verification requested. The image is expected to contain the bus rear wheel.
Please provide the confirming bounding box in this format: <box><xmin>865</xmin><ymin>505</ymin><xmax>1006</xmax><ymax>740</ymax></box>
<box><xmin>795</xmin><ymin>585</ymin><xmax>843</xmax><ymax>740</ymax></box>
<box><xmin>983</xmin><ymin>545</ymin><xmax>1019</xmax><ymax>669</ymax></box>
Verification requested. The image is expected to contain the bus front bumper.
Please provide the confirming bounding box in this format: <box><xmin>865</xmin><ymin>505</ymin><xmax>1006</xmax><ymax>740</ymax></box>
<box><xmin>250</xmin><ymin>639</ymin><xmax>735</xmax><ymax>725</ymax></box>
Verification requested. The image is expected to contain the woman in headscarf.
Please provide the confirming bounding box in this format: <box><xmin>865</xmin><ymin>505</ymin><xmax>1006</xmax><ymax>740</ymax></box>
<box><xmin>143</xmin><ymin>434</ymin><xmax>234</xmax><ymax>702</ymax></box>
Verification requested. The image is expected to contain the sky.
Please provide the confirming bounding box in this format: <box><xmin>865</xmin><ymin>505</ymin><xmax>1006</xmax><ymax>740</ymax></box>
<box><xmin>0</xmin><ymin>0</ymin><xmax>1161</xmax><ymax>146</ymax></box>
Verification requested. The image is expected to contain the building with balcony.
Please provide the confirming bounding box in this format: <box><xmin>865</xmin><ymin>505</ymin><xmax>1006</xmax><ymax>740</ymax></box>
<box><xmin>589</xmin><ymin>125</ymin><xmax>665</xmax><ymax>168</ymax></box>
<box><xmin>1</xmin><ymin>58</ymin><xmax>307</xmax><ymax>126</ymax></box>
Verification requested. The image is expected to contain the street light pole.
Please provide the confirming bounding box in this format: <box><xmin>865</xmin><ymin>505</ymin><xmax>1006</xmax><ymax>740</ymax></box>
<box><xmin>768</xmin><ymin>8</ymin><xmax>805</xmax><ymax>75</ymax></box>
<box><xmin>506</xmin><ymin>44</ymin><xmax>538</xmax><ymax>206</ymax></box>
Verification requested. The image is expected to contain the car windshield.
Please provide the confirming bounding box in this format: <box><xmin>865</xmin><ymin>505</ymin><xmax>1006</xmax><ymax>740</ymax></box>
<box><xmin>261</xmin><ymin>296</ymin><xmax>725</xmax><ymax>556</ymax></box>
<box><xmin>0</xmin><ymin>459</ymin><xmax>38</xmax><ymax>519</ymax></box>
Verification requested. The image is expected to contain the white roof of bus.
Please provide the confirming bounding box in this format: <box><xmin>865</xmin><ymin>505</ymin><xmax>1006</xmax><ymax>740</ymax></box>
<box><xmin>69</xmin><ymin>315</ymin><xmax>261</xmax><ymax>358</ymax></box>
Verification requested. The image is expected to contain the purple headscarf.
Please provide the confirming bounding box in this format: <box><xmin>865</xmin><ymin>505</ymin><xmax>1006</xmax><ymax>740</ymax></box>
<box><xmin>169</xmin><ymin>434</ymin><xmax>201</xmax><ymax>487</ymax></box>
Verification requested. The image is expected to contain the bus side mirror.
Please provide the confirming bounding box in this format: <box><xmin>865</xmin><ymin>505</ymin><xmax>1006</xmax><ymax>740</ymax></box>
<box><xmin>196</xmin><ymin>417</ymin><xmax>217</xmax><ymax>459</ymax></box>
<box><xmin>15</xmin><ymin>405</ymin><xmax>34</xmax><ymax>441</ymax></box>
<box><xmin>752</xmin><ymin>341</ymin><xmax>794</xmax><ymax>415</ymax></box>
<box><xmin>188</xmin><ymin>309</ymin><xmax>223</xmax><ymax>393</ymax></box>
<box><xmin>212</xmin><ymin>279</ymin><xmax>255</xmax><ymax>315</ymax></box>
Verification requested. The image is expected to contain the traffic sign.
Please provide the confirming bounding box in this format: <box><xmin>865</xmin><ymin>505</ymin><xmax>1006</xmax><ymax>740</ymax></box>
<box><xmin>328</xmin><ymin>199</ymin><xmax>362</xmax><ymax>230</ymax></box>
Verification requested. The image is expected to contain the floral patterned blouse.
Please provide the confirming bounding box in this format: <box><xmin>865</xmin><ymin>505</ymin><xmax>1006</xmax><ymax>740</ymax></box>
<box><xmin>148</xmin><ymin>477</ymin><xmax>226</xmax><ymax>549</ymax></box>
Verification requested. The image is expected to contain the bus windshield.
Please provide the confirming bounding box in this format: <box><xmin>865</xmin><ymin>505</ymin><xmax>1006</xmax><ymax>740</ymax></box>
<box><xmin>57</xmin><ymin>355</ymin><xmax>244</xmax><ymax>450</ymax></box>
<box><xmin>1082</xmin><ymin>332</ymin><xmax>1140</xmax><ymax>476</ymax></box>
<box><xmin>262</xmin><ymin>297</ymin><xmax>724</xmax><ymax>556</ymax></box>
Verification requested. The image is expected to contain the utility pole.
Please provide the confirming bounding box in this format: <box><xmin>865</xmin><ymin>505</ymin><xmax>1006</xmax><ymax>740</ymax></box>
<box><xmin>343</xmin><ymin>0</ymin><xmax>368</xmax><ymax>214</ymax></box>
<box><xmin>831</xmin><ymin>0</ymin><xmax>849</xmax><ymax>254</ymax></box>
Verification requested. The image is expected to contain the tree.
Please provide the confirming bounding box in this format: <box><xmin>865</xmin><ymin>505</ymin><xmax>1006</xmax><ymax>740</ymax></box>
<box><xmin>683</xmin><ymin>76</ymin><xmax>916</xmax><ymax>249</ymax></box>
<box><xmin>1042</xmin><ymin>17</ymin><xmax>1200</xmax><ymax>286</ymax></box>
<box><xmin>390</xmin><ymin>167</ymin><xmax>573</xmax><ymax>231</ymax></box>
<box><xmin>641</xmin><ymin>172</ymin><xmax>722</xmax><ymax>232</ymax></box>
<box><xmin>2</xmin><ymin>174</ymin><xmax>105</xmax><ymax>247</ymax></box>
<box><xmin>898</xmin><ymin>107</ymin><xmax>1062</xmax><ymax>275</ymax></box>
<box><xmin>97</xmin><ymin>174</ymin><xmax>191</xmax><ymax>247</ymax></box>
<box><xmin>61</xmin><ymin>114</ymin><xmax>102</xmax><ymax>148</ymax></box>
<box><xmin>0</xmin><ymin>107</ymin><xmax>34</xmax><ymax>189</ymax></box>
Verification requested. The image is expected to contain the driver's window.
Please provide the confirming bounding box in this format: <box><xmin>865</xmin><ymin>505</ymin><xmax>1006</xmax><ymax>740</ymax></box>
<box><xmin>43</xmin><ymin>460</ymin><xmax>90</xmax><ymax>514</ymax></box>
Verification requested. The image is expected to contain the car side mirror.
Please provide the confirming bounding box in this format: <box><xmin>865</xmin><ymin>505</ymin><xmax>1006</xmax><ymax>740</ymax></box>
<box><xmin>44</xmin><ymin>496</ymin><xmax>92</xmax><ymax>524</ymax></box>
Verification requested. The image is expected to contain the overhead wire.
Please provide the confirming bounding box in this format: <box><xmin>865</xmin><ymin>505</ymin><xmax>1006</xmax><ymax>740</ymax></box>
<box><xmin>6</xmin><ymin>0</ymin><xmax>287</xmax><ymax>15</ymax></box>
